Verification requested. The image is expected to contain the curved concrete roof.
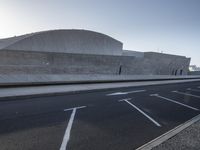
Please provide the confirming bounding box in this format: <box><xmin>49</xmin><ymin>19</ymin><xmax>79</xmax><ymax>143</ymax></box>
<box><xmin>0</xmin><ymin>29</ymin><xmax>123</xmax><ymax>55</ymax></box>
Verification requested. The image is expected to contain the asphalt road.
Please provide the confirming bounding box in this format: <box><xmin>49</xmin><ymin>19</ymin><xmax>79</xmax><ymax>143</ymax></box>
<box><xmin>0</xmin><ymin>81</ymin><xmax>200</xmax><ymax>150</ymax></box>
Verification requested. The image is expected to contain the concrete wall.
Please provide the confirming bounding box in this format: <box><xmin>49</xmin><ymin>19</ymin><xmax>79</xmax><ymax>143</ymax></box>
<box><xmin>122</xmin><ymin>50</ymin><xmax>144</xmax><ymax>58</ymax></box>
<box><xmin>143</xmin><ymin>52</ymin><xmax>190</xmax><ymax>75</ymax></box>
<box><xmin>0</xmin><ymin>30</ymin><xmax>123</xmax><ymax>56</ymax></box>
<box><xmin>0</xmin><ymin>50</ymin><xmax>121</xmax><ymax>75</ymax></box>
<box><xmin>0</xmin><ymin>50</ymin><xmax>190</xmax><ymax>76</ymax></box>
<box><xmin>0</xmin><ymin>29</ymin><xmax>190</xmax><ymax>78</ymax></box>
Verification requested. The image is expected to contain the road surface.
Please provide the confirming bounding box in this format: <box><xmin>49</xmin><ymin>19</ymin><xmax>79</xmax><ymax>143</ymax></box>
<box><xmin>0</xmin><ymin>81</ymin><xmax>200</xmax><ymax>150</ymax></box>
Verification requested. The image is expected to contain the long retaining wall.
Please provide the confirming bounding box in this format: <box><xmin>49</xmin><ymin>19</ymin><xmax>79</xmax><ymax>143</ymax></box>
<box><xmin>0</xmin><ymin>49</ymin><xmax>193</xmax><ymax>86</ymax></box>
<box><xmin>0</xmin><ymin>50</ymin><xmax>190</xmax><ymax>75</ymax></box>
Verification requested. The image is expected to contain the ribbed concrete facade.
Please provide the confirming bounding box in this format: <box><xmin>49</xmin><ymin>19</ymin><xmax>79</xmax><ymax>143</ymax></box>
<box><xmin>0</xmin><ymin>50</ymin><xmax>190</xmax><ymax>76</ymax></box>
<box><xmin>0</xmin><ymin>29</ymin><xmax>191</xmax><ymax>76</ymax></box>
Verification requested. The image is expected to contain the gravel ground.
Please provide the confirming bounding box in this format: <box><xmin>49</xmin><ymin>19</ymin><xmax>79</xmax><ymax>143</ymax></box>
<box><xmin>153</xmin><ymin>120</ymin><xmax>200</xmax><ymax>150</ymax></box>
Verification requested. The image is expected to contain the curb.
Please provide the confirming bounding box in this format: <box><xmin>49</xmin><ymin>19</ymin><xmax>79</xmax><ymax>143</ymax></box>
<box><xmin>136</xmin><ymin>114</ymin><xmax>200</xmax><ymax>150</ymax></box>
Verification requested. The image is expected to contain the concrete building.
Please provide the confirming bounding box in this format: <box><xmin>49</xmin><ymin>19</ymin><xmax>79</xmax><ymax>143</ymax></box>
<box><xmin>0</xmin><ymin>29</ymin><xmax>191</xmax><ymax>76</ymax></box>
<box><xmin>0</xmin><ymin>30</ymin><xmax>122</xmax><ymax>56</ymax></box>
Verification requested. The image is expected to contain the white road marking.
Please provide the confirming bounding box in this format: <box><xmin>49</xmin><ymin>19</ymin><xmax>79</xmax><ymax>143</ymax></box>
<box><xmin>107</xmin><ymin>90</ymin><xmax>146</xmax><ymax>96</ymax></box>
<box><xmin>60</xmin><ymin>106</ymin><xmax>86</xmax><ymax>150</ymax></box>
<box><xmin>150</xmin><ymin>94</ymin><xmax>199</xmax><ymax>111</ymax></box>
<box><xmin>64</xmin><ymin>106</ymin><xmax>86</xmax><ymax>111</ymax></box>
<box><xmin>119</xmin><ymin>98</ymin><xmax>161</xmax><ymax>127</ymax></box>
<box><xmin>187</xmin><ymin>88</ymin><xmax>200</xmax><ymax>92</ymax></box>
<box><xmin>172</xmin><ymin>91</ymin><xmax>200</xmax><ymax>99</ymax></box>
<box><xmin>107</xmin><ymin>92</ymin><xmax>127</xmax><ymax>96</ymax></box>
<box><xmin>118</xmin><ymin>98</ymin><xmax>132</xmax><ymax>102</ymax></box>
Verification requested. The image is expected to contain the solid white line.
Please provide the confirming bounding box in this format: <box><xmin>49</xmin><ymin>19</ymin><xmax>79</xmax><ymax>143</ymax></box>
<box><xmin>121</xmin><ymin>99</ymin><xmax>161</xmax><ymax>127</ymax></box>
<box><xmin>107</xmin><ymin>90</ymin><xmax>146</xmax><ymax>96</ymax></box>
<box><xmin>64</xmin><ymin>106</ymin><xmax>86</xmax><ymax>111</ymax></box>
<box><xmin>150</xmin><ymin>94</ymin><xmax>199</xmax><ymax>111</ymax></box>
<box><xmin>187</xmin><ymin>88</ymin><xmax>200</xmax><ymax>92</ymax></box>
<box><xmin>60</xmin><ymin>108</ymin><xmax>77</xmax><ymax>150</ymax></box>
<box><xmin>172</xmin><ymin>91</ymin><xmax>200</xmax><ymax>99</ymax></box>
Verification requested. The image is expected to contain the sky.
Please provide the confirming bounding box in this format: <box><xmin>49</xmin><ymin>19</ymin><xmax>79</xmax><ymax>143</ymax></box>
<box><xmin>0</xmin><ymin>0</ymin><xmax>199</xmax><ymax>66</ymax></box>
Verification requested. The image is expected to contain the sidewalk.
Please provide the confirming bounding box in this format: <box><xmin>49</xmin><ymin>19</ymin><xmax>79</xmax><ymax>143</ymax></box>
<box><xmin>0</xmin><ymin>78</ymin><xmax>200</xmax><ymax>100</ymax></box>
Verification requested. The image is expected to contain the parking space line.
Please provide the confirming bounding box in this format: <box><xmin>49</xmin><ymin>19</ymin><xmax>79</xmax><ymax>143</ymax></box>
<box><xmin>107</xmin><ymin>90</ymin><xmax>146</xmax><ymax>96</ymax></box>
<box><xmin>150</xmin><ymin>94</ymin><xmax>199</xmax><ymax>111</ymax></box>
<box><xmin>64</xmin><ymin>106</ymin><xmax>86</xmax><ymax>111</ymax></box>
<box><xmin>118</xmin><ymin>98</ymin><xmax>132</xmax><ymax>102</ymax></box>
<box><xmin>187</xmin><ymin>88</ymin><xmax>200</xmax><ymax>92</ymax></box>
<box><xmin>119</xmin><ymin>98</ymin><xmax>161</xmax><ymax>127</ymax></box>
<box><xmin>172</xmin><ymin>91</ymin><xmax>200</xmax><ymax>99</ymax></box>
<box><xmin>60</xmin><ymin>106</ymin><xmax>86</xmax><ymax>150</ymax></box>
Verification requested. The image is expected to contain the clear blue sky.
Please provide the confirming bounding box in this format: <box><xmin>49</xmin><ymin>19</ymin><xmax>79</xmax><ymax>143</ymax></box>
<box><xmin>0</xmin><ymin>0</ymin><xmax>199</xmax><ymax>66</ymax></box>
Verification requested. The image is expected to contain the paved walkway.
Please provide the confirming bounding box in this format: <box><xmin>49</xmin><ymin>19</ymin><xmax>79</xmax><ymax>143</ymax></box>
<box><xmin>0</xmin><ymin>79</ymin><xmax>200</xmax><ymax>100</ymax></box>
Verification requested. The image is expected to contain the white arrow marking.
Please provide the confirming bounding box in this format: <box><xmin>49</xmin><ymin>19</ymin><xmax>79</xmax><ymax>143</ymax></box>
<box><xmin>107</xmin><ymin>90</ymin><xmax>146</xmax><ymax>96</ymax></box>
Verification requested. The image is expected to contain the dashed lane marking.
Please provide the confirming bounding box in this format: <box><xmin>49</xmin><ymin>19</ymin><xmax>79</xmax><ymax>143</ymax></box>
<box><xmin>60</xmin><ymin>106</ymin><xmax>86</xmax><ymax>150</ymax></box>
<box><xmin>172</xmin><ymin>91</ymin><xmax>200</xmax><ymax>99</ymax></box>
<box><xmin>107</xmin><ymin>90</ymin><xmax>146</xmax><ymax>96</ymax></box>
<box><xmin>119</xmin><ymin>98</ymin><xmax>161</xmax><ymax>127</ymax></box>
<box><xmin>150</xmin><ymin>94</ymin><xmax>199</xmax><ymax>111</ymax></box>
